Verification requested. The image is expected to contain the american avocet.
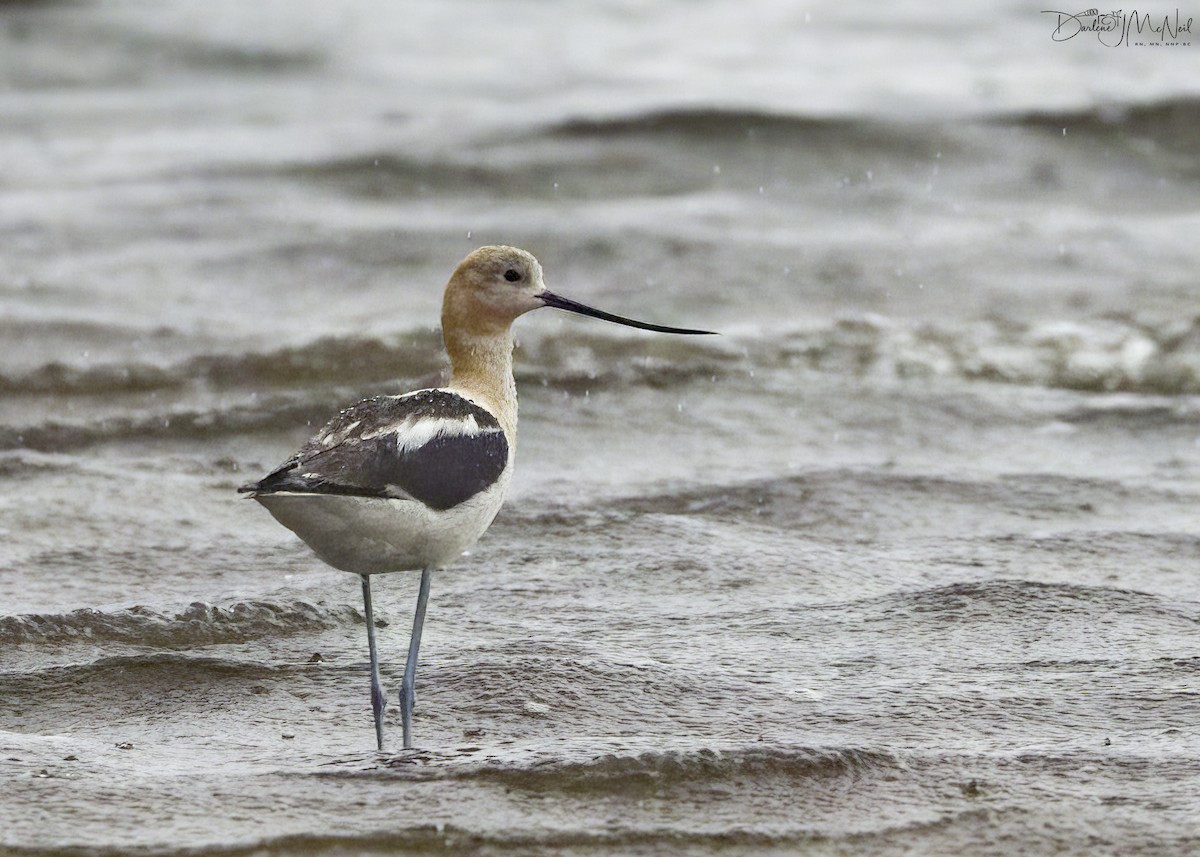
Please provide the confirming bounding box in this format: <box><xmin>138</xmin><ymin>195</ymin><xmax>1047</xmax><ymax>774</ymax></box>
<box><xmin>240</xmin><ymin>246</ymin><xmax>713</xmax><ymax>750</ymax></box>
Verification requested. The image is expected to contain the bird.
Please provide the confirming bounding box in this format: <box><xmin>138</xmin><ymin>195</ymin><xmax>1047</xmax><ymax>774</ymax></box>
<box><xmin>239</xmin><ymin>245</ymin><xmax>714</xmax><ymax>751</ymax></box>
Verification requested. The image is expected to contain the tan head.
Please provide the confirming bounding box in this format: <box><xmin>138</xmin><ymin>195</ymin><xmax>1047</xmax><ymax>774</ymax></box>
<box><xmin>440</xmin><ymin>245</ymin><xmax>714</xmax><ymax>433</ymax></box>
<box><xmin>441</xmin><ymin>246</ymin><xmax>548</xmax><ymax>338</ymax></box>
<box><xmin>441</xmin><ymin>244</ymin><xmax>716</xmax><ymax>339</ymax></box>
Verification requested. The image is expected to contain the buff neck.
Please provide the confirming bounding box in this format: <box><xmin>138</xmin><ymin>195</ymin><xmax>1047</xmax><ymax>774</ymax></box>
<box><xmin>443</xmin><ymin>324</ymin><xmax>518</xmax><ymax>441</ymax></box>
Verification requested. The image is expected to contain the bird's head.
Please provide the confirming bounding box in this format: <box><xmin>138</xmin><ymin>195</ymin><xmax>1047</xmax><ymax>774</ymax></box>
<box><xmin>442</xmin><ymin>245</ymin><xmax>716</xmax><ymax>338</ymax></box>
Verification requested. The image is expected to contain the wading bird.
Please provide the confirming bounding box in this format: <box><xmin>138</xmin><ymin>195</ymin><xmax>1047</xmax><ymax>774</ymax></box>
<box><xmin>240</xmin><ymin>246</ymin><xmax>713</xmax><ymax>750</ymax></box>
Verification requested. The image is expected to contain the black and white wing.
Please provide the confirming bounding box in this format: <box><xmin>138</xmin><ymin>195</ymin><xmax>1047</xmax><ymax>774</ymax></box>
<box><xmin>240</xmin><ymin>390</ymin><xmax>509</xmax><ymax>511</ymax></box>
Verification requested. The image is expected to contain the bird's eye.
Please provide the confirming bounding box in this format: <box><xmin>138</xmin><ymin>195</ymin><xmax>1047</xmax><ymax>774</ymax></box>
<box><xmin>503</xmin><ymin>269</ymin><xmax>521</xmax><ymax>282</ymax></box>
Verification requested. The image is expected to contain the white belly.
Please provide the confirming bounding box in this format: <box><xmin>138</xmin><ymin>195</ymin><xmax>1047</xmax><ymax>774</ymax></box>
<box><xmin>253</xmin><ymin>472</ymin><xmax>510</xmax><ymax>575</ymax></box>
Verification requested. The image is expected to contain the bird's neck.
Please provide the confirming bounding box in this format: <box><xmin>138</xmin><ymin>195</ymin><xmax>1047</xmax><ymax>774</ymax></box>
<box><xmin>444</xmin><ymin>326</ymin><xmax>518</xmax><ymax>439</ymax></box>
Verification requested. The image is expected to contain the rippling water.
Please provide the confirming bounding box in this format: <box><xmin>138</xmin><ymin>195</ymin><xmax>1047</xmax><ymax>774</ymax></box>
<box><xmin>3</xmin><ymin>2</ymin><xmax>1199</xmax><ymax>855</ymax></box>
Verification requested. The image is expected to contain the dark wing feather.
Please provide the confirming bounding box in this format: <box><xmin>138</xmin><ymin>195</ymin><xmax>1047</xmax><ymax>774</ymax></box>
<box><xmin>240</xmin><ymin>390</ymin><xmax>509</xmax><ymax>511</ymax></box>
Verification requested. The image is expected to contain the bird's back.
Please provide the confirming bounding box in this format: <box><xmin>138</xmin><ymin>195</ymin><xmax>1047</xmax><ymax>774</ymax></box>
<box><xmin>241</xmin><ymin>388</ymin><xmax>513</xmax><ymax>574</ymax></box>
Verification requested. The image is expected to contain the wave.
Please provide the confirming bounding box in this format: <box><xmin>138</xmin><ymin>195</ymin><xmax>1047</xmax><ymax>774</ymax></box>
<box><xmin>858</xmin><ymin>579</ymin><xmax>1200</xmax><ymax>625</ymax></box>
<box><xmin>0</xmin><ymin>329</ymin><xmax>732</xmax><ymax>452</ymax></box>
<box><xmin>0</xmin><ymin>818</ymin><xmax>957</xmax><ymax>857</ymax></box>
<box><xmin>0</xmin><ymin>332</ymin><xmax>446</xmax><ymax>397</ymax></box>
<box><xmin>0</xmin><ymin>398</ymin><xmax>311</xmax><ymax>453</ymax></box>
<box><xmin>551</xmin><ymin>106</ymin><xmax>877</xmax><ymax>141</ymax></box>
<box><xmin>10</xmin><ymin>312</ymin><xmax>1198</xmax><ymax>399</ymax></box>
<box><xmin>997</xmin><ymin>96</ymin><xmax>1200</xmax><ymax>155</ymax></box>
<box><xmin>320</xmin><ymin>737</ymin><xmax>902</xmax><ymax>787</ymax></box>
<box><xmin>516</xmin><ymin>468</ymin><xmax>1187</xmax><ymax>533</ymax></box>
<box><xmin>210</xmin><ymin>98</ymin><xmax>1200</xmax><ymax>215</ymax></box>
<box><xmin>767</xmin><ymin>314</ymin><xmax>1200</xmax><ymax>395</ymax></box>
<box><xmin>4</xmin><ymin>312</ymin><xmax>1198</xmax><ymax>453</ymax></box>
<box><xmin>466</xmin><ymin>743</ymin><xmax>900</xmax><ymax>794</ymax></box>
<box><xmin>547</xmin><ymin>106</ymin><xmax>952</xmax><ymax>160</ymax></box>
<box><xmin>0</xmin><ymin>599</ymin><xmax>358</xmax><ymax>646</ymax></box>
<box><xmin>551</xmin><ymin>97</ymin><xmax>1200</xmax><ymax>149</ymax></box>
<box><xmin>253</xmin><ymin>108</ymin><xmax>949</xmax><ymax>203</ymax></box>
<box><xmin>0</xmin><ymin>326</ymin><xmax>728</xmax><ymax>401</ymax></box>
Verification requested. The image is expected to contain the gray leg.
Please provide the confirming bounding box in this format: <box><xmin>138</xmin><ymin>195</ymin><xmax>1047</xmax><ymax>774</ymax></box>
<box><xmin>400</xmin><ymin>566</ymin><xmax>433</xmax><ymax>750</ymax></box>
<box><xmin>360</xmin><ymin>574</ymin><xmax>385</xmax><ymax>751</ymax></box>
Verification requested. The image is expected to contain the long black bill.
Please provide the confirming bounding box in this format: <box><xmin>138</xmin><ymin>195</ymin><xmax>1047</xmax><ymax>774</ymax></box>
<box><xmin>539</xmin><ymin>291</ymin><xmax>716</xmax><ymax>335</ymax></box>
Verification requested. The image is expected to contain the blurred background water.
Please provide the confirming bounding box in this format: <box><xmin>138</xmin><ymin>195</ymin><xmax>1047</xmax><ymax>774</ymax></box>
<box><xmin>2</xmin><ymin>2</ymin><xmax>1199</xmax><ymax>855</ymax></box>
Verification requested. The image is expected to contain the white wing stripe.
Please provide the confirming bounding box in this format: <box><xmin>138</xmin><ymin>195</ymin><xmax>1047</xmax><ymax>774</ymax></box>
<box><xmin>363</xmin><ymin>414</ymin><xmax>491</xmax><ymax>454</ymax></box>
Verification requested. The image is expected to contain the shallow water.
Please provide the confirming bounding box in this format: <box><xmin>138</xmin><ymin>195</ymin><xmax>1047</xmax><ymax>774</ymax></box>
<box><xmin>3</xmin><ymin>2</ymin><xmax>1200</xmax><ymax>855</ymax></box>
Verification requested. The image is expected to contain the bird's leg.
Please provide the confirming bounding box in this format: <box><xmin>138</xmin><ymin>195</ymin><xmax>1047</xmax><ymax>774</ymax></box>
<box><xmin>400</xmin><ymin>566</ymin><xmax>433</xmax><ymax>750</ymax></box>
<box><xmin>360</xmin><ymin>574</ymin><xmax>386</xmax><ymax>752</ymax></box>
